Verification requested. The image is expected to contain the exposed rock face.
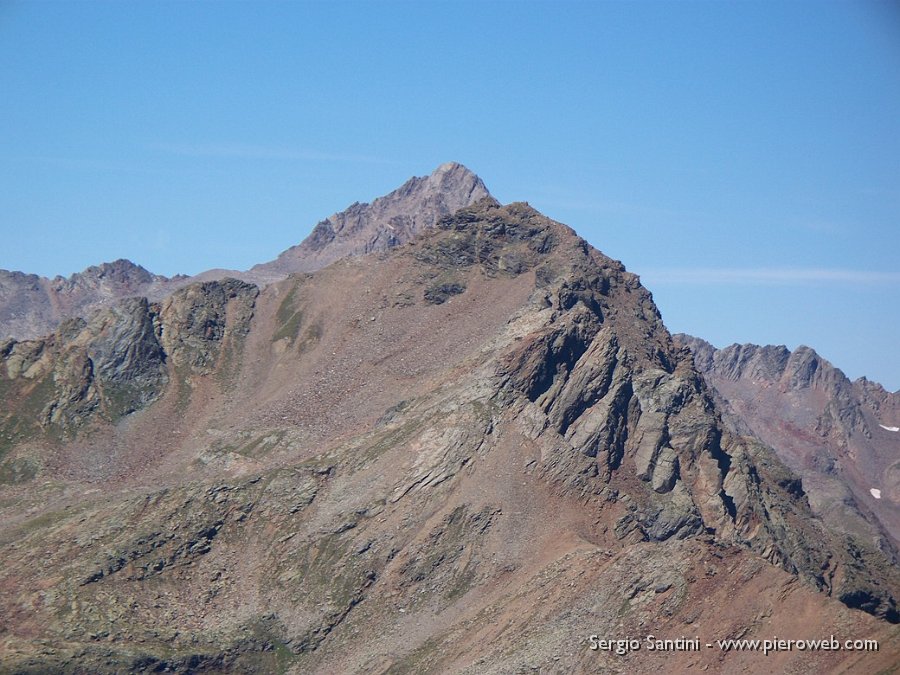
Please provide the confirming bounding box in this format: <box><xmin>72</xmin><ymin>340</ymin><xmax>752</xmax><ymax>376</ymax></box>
<box><xmin>0</xmin><ymin>298</ymin><xmax>165</xmax><ymax>446</ymax></box>
<box><xmin>251</xmin><ymin>161</ymin><xmax>491</xmax><ymax>278</ymax></box>
<box><xmin>158</xmin><ymin>279</ymin><xmax>259</xmax><ymax>375</ymax></box>
<box><xmin>0</xmin><ymin>192</ymin><xmax>897</xmax><ymax>672</ymax></box>
<box><xmin>677</xmin><ymin>334</ymin><xmax>900</xmax><ymax>554</ymax></box>
<box><xmin>0</xmin><ymin>279</ymin><xmax>258</xmax><ymax>453</ymax></box>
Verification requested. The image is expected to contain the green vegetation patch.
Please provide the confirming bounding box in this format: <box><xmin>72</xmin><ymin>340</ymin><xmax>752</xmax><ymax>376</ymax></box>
<box><xmin>0</xmin><ymin>457</ymin><xmax>39</xmax><ymax>484</ymax></box>
<box><xmin>17</xmin><ymin>374</ymin><xmax>57</xmax><ymax>420</ymax></box>
<box><xmin>246</xmin><ymin>616</ymin><xmax>296</xmax><ymax>674</ymax></box>
<box><xmin>383</xmin><ymin>635</ymin><xmax>444</xmax><ymax>674</ymax></box>
<box><xmin>273</xmin><ymin>309</ymin><xmax>304</xmax><ymax>344</ymax></box>
<box><xmin>0</xmin><ymin>374</ymin><xmax>58</xmax><ymax>457</ymax></box>
<box><xmin>216</xmin><ymin>330</ymin><xmax>247</xmax><ymax>386</ymax></box>
<box><xmin>296</xmin><ymin>321</ymin><xmax>323</xmax><ymax>355</ymax></box>
<box><xmin>172</xmin><ymin>363</ymin><xmax>193</xmax><ymax>414</ymax></box>
<box><xmin>273</xmin><ymin>283</ymin><xmax>304</xmax><ymax>343</ymax></box>
<box><xmin>102</xmin><ymin>379</ymin><xmax>165</xmax><ymax>421</ymax></box>
<box><xmin>6</xmin><ymin>506</ymin><xmax>71</xmax><ymax>542</ymax></box>
<box><xmin>347</xmin><ymin>415</ymin><xmax>425</xmax><ymax>474</ymax></box>
<box><xmin>236</xmin><ymin>430</ymin><xmax>286</xmax><ymax>457</ymax></box>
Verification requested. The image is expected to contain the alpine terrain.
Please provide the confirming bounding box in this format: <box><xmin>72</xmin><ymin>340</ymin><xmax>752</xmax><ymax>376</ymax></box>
<box><xmin>0</xmin><ymin>165</ymin><xmax>897</xmax><ymax>674</ymax></box>
<box><xmin>0</xmin><ymin>162</ymin><xmax>489</xmax><ymax>341</ymax></box>
<box><xmin>676</xmin><ymin>337</ymin><xmax>900</xmax><ymax>556</ymax></box>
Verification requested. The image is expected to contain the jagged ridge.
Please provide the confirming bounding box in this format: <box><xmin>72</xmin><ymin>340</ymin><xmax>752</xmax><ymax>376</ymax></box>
<box><xmin>678</xmin><ymin>334</ymin><xmax>900</xmax><ymax>561</ymax></box>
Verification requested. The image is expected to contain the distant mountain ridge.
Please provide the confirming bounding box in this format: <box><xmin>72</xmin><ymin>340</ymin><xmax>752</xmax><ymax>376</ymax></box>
<box><xmin>677</xmin><ymin>334</ymin><xmax>900</xmax><ymax>548</ymax></box>
<box><xmin>0</xmin><ymin>260</ymin><xmax>177</xmax><ymax>343</ymax></box>
<box><xmin>0</xmin><ymin>162</ymin><xmax>490</xmax><ymax>341</ymax></box>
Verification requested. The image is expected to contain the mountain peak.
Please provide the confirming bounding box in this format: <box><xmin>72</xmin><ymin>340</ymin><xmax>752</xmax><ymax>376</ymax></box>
<box><xmin>0</xmin><ymin>164</ymin><xmax>492</xmax><ymax>340</ymax></box>
<box><xmin>57</xmin><ymin>258</ymin><xmax>157</xmax><ymax>285</ymax></box>
<box><xmin>435</xmin><ymin>160</ymin><xmax>468</xmax><ymax>173</ymax></box>
<box><xmin>255</xmin><ymin>162</ymin><xmax>492</xmax><ymax>277</ymax></box>
<box><xmin>431</xmin><ymin>160</ymin><xmax>477</xmax><ymax>180</ymax></box>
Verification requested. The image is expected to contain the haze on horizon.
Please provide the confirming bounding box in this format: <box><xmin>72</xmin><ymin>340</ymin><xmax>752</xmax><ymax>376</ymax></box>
<box><xmin>1</xmin><ymin>1</ymin><xmax>898</xmax><ymax>390</ymax></box>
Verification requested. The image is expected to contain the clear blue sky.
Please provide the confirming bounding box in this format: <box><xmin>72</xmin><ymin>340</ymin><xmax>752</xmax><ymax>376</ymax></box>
<box><xmin>1</xmin><ymin>1</ymin><xmax>899</xmax><ymax>390</ymax></box>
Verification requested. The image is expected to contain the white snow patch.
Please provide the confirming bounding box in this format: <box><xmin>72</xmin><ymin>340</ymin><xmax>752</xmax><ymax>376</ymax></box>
<box><xmin>879</xmin><ymin>424</ymin><xmax>899</xmax><ymax>432</ymax></box>
<box><xmin>870</xmin><ymin>488</ymin><xmax>882</xmax><ymax>499</ymax></box>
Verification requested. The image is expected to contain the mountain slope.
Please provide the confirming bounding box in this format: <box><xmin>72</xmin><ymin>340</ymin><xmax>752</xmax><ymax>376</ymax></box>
<box><xmin>677</xmin><ymin>334</ymin><xmax>900</xmax><ymax>550</ymax></box>
<box><xmin>0</xmin><ymin>163</ymin><xmax>490</xmax><ymax>342</ymax></box>
<box><xmin>1</xmin><ymin>198</ymin><xmax>897</xmax><ymax>673</ymax></box>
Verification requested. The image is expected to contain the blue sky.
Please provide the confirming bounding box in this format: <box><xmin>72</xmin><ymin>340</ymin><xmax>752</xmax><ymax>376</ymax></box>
<box><xmin>1</xmin><ymin>1</ymin><xmax>898</xmax><ymax>390</ymax></box>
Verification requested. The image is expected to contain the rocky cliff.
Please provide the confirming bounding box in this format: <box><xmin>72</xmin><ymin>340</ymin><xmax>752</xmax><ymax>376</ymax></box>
<box><xmin>677</xmin><ymin>335</ymin><xmax>900</xmax><ymax>554</ymax></box>
<box><xmin>0</xmin><ymin>189</ymin><xmax>897</xmax><ymax>673</ymax></box>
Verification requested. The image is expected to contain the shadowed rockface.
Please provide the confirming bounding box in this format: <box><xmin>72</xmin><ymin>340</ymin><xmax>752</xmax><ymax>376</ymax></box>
<box><xmin>0</xmin><ymin>193</ymin><xmax>898</xmax><ymax>673</ymax></box>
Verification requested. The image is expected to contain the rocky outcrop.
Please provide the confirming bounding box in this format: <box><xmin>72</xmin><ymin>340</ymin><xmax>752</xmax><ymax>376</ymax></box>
<box><xmin>0</xmin><ymin>260</ymin><xmax>177</xmax><ymax>342</ymax></box>
<box><xmin>0</xmin><ymin>279</ymin><xmax>258</xmax><ymax>450</ymax></box>
<box><xmin>0</xmin><ymin>298</ymin><xmax>167</xmax><ymax>443</ymax></box>
<box><xmin>468</xmin><ymin>212</ymin><xmax>899</xmax><ymax>620</ymax></box>
<box><xmin>158</xmin><ymin>278</ymin><xmax>259</xmax><ymax>375</ymax></box>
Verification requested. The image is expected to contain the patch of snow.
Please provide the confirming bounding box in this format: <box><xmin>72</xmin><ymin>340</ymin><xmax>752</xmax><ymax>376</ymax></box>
<box><xmin>879</xmin><ymin>424</ymin><xmax>899</xmax><ymax>432</ymax></box>
<box><xmin>870</xmin><ymin>488</ymin><xmax>882</xmax><ymax>499</ymax></box>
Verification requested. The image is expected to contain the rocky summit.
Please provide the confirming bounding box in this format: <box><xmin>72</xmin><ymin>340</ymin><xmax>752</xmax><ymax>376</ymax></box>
<box><xmin>250</xmin><ymin>161</ymin><xmax>491</xmax><ymax>279</ymax></box>
<box><xmin>0</xmin><ymin>167</ymin><xmax>898</xmax><ymax>674</ymax></box>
